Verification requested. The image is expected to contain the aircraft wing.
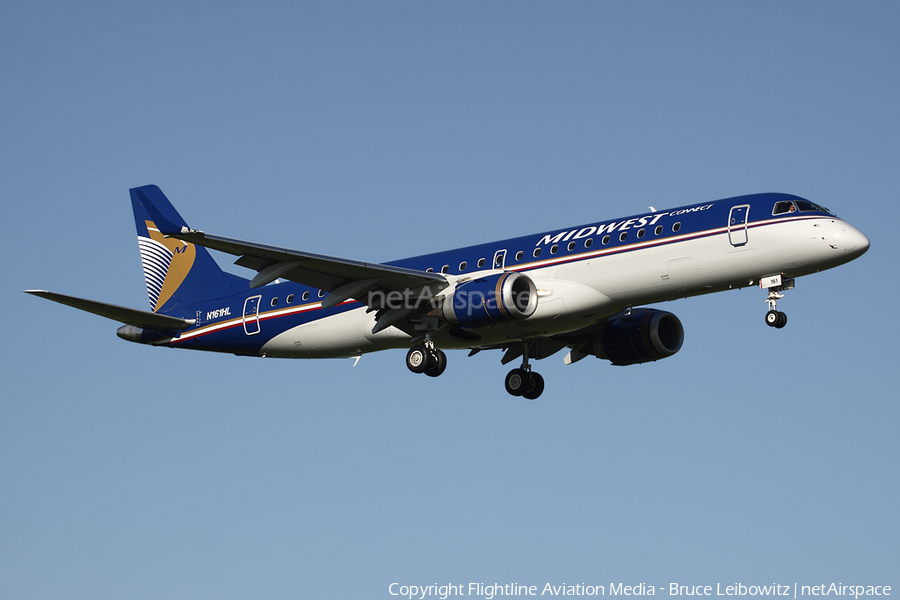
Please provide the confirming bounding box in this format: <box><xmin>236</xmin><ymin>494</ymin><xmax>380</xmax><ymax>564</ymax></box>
<box><xmin>25</xmin><ymin>290</ymin><xmax>195</xmax><ymax>330</ymax></box>
<box><xmin>178</xmin><ymin>229</ymin><xmax>448</xmax><ymax>305</ymax></box>
<box><xmin>135</xmin><ymin>188</ymin><xmax>448</xmax><ymax>311</ymax></box>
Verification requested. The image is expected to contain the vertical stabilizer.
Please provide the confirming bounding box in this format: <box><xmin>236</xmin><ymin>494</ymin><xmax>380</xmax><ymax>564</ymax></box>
<box><xmin>130</xmin><ymin>185</ymin><xmax>247</xmax><ymax>313</ymax></box>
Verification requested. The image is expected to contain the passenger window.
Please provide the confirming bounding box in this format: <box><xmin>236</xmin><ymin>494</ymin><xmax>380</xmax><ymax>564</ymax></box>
<box><xmin>773</xmin><ymin>201</ymin><xmax>796</xmax><ymax>215</ymax></box>
<box><xmin>441</xmin><ymin>265</ymin><xmax>449</xmax><ymax>274</ymax></box>
<box><xmin>550</xmin><ymin>244</ymin><xmax>558</xmax><ymax>254</ymax></box>
<box><xmin>302</xmin><ymin>291</ymin><xmax>310</xmax><ymax>301</ymax></box>
<box><xmin>318</xmin><ymin>289</ymin><xmax>325</xmax><ymax>298</ymax></box>
<box><xmin>459</xmin><ymin>261</ymin><xmax>467</xmax><ymax>271</ymax></box>
<box><xmin>655</xmin><ymin>225</ymin><xmax>663</xmax><ymax>235</ymax></box>
<box><xmin>637</xmin><ymin>229</ymin><xmax>645</xmax><ymax>239</ymax></box>
<box><xmin>673</xmin><ymin>222</ymin><xmax>681</xmax><ymax>232</ymax></box>
<box><xmin>426</xmin><ymin>267</ymin><xmax>434</xmax><ymax>273</ymax></box>
<box><xmin>567</xmin><ymin>241</ymin><xmax>576</xmax><ymax>251</ymax></box>
<box><xmin>286</xmin><ymin>294</ymin><xmax>294</xmax><ymax>304</ymax></box>
<box><xmin>619</xmin><ymin>232</ymin><xmax>628</xmax><ymax>242</ymax></box>
<box><xmin>515</xmin><ymin>251</ymin><xmax>523</xmax><ymax>261</ymax></box>
<box><xmin>602</xmin><ymin>235</ymin><xmax>610</xmax><ymax>245</ymax></box>
<box><xmin>584</xmin><ymin>238</ymin><xmax>593</xmax><ymax>248</ymax></box>
<box><xmin>533</xmin><ymin>248</ymin><xmax>541</xmax><ymax>258</ymax></box>
<box><xmin>477</xmin><ymin>258</ymin><xmax>486</xmax><ymax>268</ymax></box>
<box><xmin>271</xmin><ymin>297</ymin><xmax>278</xmax><ymax>307</ymax></box>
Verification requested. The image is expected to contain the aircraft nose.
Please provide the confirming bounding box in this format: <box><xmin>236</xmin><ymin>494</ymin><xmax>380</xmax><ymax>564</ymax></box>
<box><xmin>841</xmin><ymin>222</ymin><xmax>870</xmax><ymax>259</ymax></box>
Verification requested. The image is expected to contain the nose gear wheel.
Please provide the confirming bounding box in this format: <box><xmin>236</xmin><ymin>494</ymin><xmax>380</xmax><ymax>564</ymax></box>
<box><xmin>765</xmin><ymin>309</ymin><xmax>787</xmax><ymax>328</ymax></box>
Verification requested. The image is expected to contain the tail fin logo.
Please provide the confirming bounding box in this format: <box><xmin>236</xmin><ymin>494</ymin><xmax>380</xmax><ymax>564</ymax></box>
<box><xmin>138</xmin><ymin>220</ymin><xmax>196</xmax><ymax>311</ymax></box>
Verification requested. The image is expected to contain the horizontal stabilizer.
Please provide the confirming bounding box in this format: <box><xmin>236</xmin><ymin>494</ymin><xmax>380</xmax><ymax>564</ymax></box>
<box><xmin>25</xmin><ymin>290</ymin><xmax>195</xmax><ymax>330</ymax></box>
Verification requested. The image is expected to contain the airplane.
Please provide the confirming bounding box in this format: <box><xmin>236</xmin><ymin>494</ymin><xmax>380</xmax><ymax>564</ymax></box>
<box><xmin>27</xmin><ymin>185</ymin><xmax>869</xmax><ymax>399</ymax></box>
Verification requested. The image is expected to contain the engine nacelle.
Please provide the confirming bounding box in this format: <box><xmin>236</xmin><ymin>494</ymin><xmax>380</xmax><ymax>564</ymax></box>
<box><xmin>441</xmin><ymin>272</ymin><xmax>538</xmax><ymax>327</ymax></box>
<box><xmin>593</xmin><ymin>308</ymin><xmax>684</xmax><ymax>366</ymax></box>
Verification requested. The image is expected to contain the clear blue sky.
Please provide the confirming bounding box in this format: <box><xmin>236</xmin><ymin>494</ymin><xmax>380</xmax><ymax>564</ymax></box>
<box><xmin>2</xmin><ymin>2</ymin><xmax>897</xmax><ymax>599</ymax></box>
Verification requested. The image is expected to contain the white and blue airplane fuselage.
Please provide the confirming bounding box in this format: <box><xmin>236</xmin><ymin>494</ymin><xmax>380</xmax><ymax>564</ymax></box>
<box><xmin>28</xmin><ymin>187</ymin><xmax>868</xmax><ymax>398</ymax></box>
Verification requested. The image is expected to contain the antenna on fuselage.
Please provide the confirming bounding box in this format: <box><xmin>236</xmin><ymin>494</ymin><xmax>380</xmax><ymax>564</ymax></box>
<box><xmin>649</xmin><ymin>206</ymin><xmax>657</xmax><ymax>212</ymax></box>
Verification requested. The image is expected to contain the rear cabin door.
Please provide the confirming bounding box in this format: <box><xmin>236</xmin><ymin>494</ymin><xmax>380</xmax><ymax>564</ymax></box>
<box><xmin>728</xmin><ymin>204</ymin><xmax>750</xmax><ymax>246</ymax></box>
<box><xmin>243</xmin><ymin>295</ymin><xmax>261</xmax><ymax>335</ymax></box>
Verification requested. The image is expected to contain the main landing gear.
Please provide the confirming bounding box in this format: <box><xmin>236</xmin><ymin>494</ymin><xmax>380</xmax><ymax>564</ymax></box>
<box><xmin>504</xmin><ymin>346</ymin><xmax>544</xmax><ymax>400</ymax></box>
<box><xmin>406</xmin><ymin>342</ymin><xmax>447</xmax><ymax>378</ymax></box>
<box><xmin>761</xmin><ymin>275</ymin><xmax>794</xmax><ymax>329</ymax></box>
<box><xmin>405</xmin><ymin>336</ymin><xmax>546</xmax><ymax>399</ymax></box>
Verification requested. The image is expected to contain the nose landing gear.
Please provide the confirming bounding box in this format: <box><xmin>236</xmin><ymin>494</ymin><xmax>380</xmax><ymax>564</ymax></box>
<box><xmin>760</xmin><ymin>275</ymin><xmax>793</xmax><ymax>329</ymax></box>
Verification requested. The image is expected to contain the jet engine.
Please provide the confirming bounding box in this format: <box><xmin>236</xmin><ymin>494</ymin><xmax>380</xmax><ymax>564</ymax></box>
<box><xmin>441</xmin><ymin>272</ymin><xmax>538</xmax><ymax>327</ymax></box>
<box><xmin>592</xmin><ymin>308</ymin><xmax>684</xmax><ymax>365</ymax></box>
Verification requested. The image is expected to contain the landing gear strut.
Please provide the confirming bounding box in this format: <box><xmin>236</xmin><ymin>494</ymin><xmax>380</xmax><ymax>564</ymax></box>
<box><xmin>424</xmin><ymin>348</ymin><xmax>447</xmax><ymax>377</ymax></box>
<box><xmin>761</xmin><ymin>275</ymin><xmax>793</xmax><ymax>329</ymax></box>
<box><xmin>504</xmin><ymin>344</ymin><xmax>545</xmax><ymax>399</ymax></box>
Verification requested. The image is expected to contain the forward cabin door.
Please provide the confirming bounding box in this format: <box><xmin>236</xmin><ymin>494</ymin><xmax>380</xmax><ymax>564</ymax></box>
<box><xmin>728</xmin><ymin>204</ymin><xmax>749</xmax><ymax>246</ymax></box>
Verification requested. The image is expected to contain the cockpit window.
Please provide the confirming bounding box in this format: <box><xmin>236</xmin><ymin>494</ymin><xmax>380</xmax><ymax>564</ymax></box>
<box><xmin>795</xmin><ymin>199</ymin><xmax>829</xmax><ymax>213</ymax></box>
<box><xmin>773</xmin><ymin>201</ymin><xmax>797</xmax><ymax>215</ymax></box>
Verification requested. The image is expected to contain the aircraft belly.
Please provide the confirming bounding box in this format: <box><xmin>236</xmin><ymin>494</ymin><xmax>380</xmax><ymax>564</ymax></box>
<box><xmin>433</xmin><ymin>317</ymin><xmax>599</xmax><ymax>349</ymax></box>
<box><xmin>261</xmin><ymin>307</ymin><xmax>406</xmax><ymax>358</ymax></box>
